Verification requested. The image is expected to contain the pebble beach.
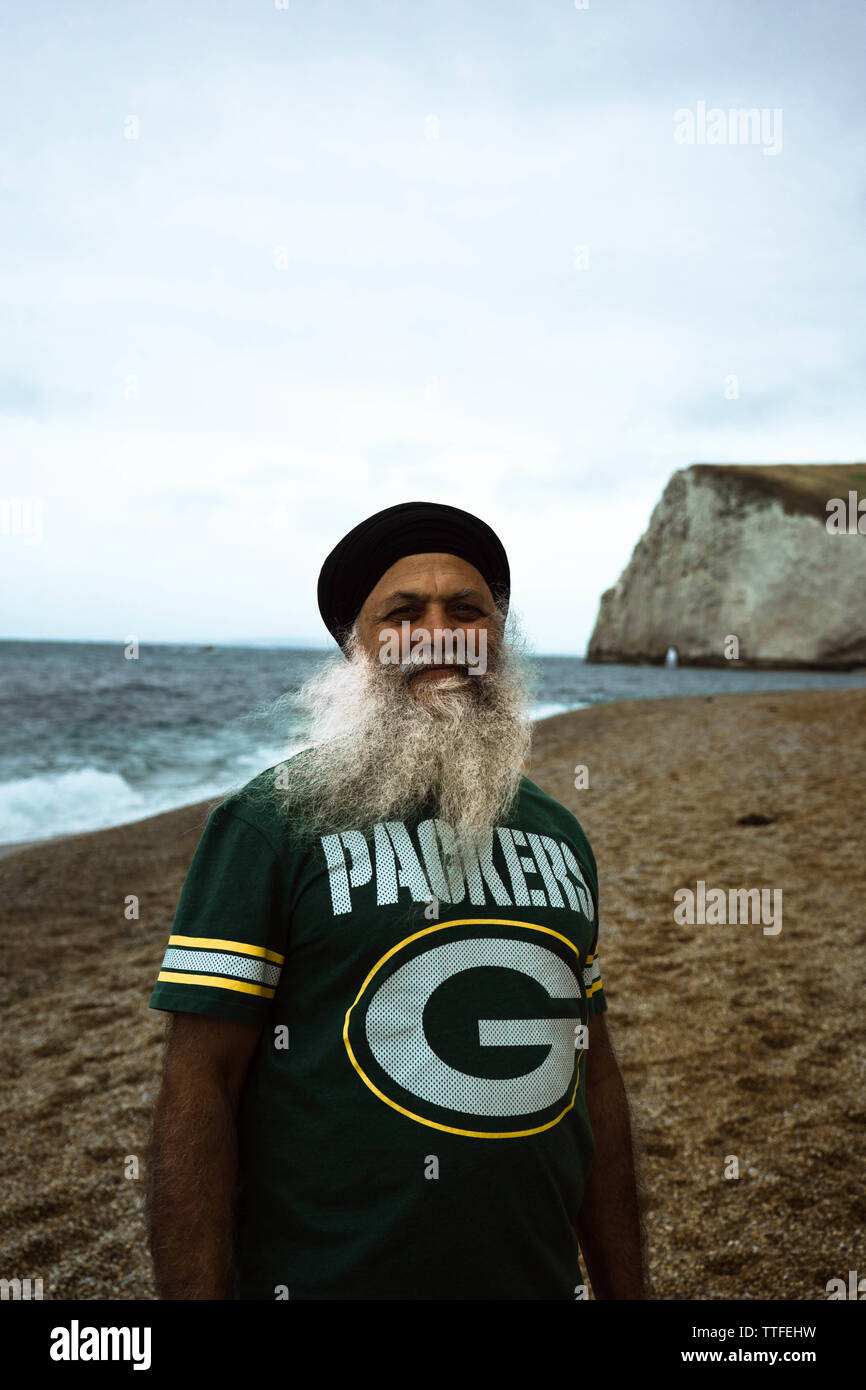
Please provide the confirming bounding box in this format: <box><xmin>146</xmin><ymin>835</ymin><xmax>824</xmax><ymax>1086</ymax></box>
<box><xmin>1</xmin><ymin>687</ymin><xmax>863</xmax><ymax>1300</ymax></box>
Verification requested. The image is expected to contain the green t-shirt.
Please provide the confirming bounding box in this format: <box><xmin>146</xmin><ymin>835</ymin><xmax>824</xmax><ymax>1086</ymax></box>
<box><xmin>149</xmin><ymin>763</ymin><xmax>607</xmax><ymax>1300</ymax></box>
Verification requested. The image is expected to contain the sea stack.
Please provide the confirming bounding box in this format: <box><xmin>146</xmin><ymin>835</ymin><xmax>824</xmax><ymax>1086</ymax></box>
<box><xmin>586</xmin><ymin>462</ymin><xmax>866</xmax><ymax>669</ymax></box>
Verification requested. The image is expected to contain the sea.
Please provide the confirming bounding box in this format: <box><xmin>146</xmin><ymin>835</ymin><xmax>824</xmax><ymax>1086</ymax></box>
<box><xmin>3</xmin><ymin>639</ymin><xmax>865</xmax><ymax>848</ymax></box>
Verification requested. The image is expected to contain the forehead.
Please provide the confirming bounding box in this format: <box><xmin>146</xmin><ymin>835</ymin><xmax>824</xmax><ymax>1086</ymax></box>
<box><xmin>362</xmin><ymin>552</ymin><xmax>492</xmax><ymax>610</ymax></box>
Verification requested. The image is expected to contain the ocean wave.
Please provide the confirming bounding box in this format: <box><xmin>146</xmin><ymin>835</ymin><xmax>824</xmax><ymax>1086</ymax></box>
<box><xmin>0</xmin><ymin>744</ymin><xmax>303</xmax><ymax>846</ymax></box>
<box><xmin>531</xmin><ymin>700</ymin><xmax>590</xmax><ymax>722</ymax></box>
<box><xmin>0</xmin><ymin>768</ymin><xmax>149</xmax><ymax>843</ymax></box>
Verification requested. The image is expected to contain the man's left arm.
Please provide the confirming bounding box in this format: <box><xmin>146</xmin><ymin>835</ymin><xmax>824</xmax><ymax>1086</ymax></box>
<box><xmin>574</xmin><ymin>1012</ymin><xmax>650</xmax><ymax>1299</ymax></box>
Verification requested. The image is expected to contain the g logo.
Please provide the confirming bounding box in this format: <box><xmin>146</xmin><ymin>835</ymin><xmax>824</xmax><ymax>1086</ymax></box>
<box><xmin>343</xmin><ymin>918</ymin><xmax>587</xmax><ymax>1138</ymax></box>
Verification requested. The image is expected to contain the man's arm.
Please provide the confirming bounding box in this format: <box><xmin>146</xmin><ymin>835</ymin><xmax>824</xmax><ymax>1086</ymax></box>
<box><xmin>146</xmin><ymin>1012</ymin><xmax>263</xmax><ymax>1300</ymax></box>
<box><xmin>574</xmin><ymin>1012</ymin><xmax>649</xmax><ymax>1299</ymax></box>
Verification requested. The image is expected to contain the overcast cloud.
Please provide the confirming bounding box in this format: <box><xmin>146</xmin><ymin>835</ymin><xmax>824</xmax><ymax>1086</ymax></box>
<box><xmin>1</xmin><ymin>0</ymin><xmax>863</xmax><ymax>652</ymax></box>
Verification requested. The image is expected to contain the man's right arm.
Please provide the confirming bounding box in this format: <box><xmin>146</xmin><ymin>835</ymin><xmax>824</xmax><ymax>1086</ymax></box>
<box><xmin>146</xmin><ymin>1012</ymin><xmax>263</xmax><ymax>1300</ymax></box>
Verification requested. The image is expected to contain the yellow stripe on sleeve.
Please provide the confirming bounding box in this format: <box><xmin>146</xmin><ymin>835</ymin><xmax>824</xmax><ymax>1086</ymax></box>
<box><xmin>167</xmin><ymin>934</ymin><xmax>285</xmax><ymax>965</ymax></box>
<box><xmin>156</xmin><ymin>970</ymin><xmax>276</xmax><ymax>998</ymax></box>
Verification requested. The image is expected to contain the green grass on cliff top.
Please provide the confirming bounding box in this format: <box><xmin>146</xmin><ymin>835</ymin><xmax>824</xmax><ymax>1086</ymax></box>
<box><xmin>689</xmin><ymin>462</ymin><xmax>866</xmax><ymax>522</ymax></box>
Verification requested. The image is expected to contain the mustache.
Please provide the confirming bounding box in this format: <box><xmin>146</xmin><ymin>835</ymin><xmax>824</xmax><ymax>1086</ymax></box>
<box><xmin>407</xmin><ymin>660</ymin><xmax>471</xmax><ymax>676</ymax></box>
<box><xmin>385</xmin><ymin>645</ymin><xmax>501</xmax><ymax>684</ymax></box>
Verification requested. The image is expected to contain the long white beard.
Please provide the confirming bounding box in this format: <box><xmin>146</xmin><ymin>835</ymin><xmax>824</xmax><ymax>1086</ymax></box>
<box><xmin>263</xmin><ymin>610</ymin><xmax>539</xmax><ymax>857</ymax></box>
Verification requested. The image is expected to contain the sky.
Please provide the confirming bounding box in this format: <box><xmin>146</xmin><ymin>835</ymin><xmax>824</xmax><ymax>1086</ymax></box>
<box><xmin>1</xmin><ymin>0</ymin><xmax>863</xmax><ymax>654</ymax></box>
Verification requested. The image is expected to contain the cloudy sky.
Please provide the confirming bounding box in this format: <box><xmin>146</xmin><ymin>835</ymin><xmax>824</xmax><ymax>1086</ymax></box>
<box><xmin>1</xmin><ymin>0</ymin><xmax>863</xmax><ymax>653</ymax></box>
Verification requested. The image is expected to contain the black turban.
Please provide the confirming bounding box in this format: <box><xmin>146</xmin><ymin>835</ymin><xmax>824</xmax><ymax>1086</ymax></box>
<box><xmin>317</xmin><ymin>500</ymin><xmax>510</xmax><ymax>654</ymax></box>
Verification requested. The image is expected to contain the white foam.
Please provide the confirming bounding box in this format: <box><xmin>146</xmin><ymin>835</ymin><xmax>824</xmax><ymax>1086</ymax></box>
<box><xmin>0</xmin><ymin>767</ymin><xmax>148</xmax><ymax>843</ymax></box>
<box><xmin>531</xmin><ymin>700</ymin><xmax>589</xmax><ymax>722</ymax></box>
<box><xmin>0</xmin><ymin>741</ymin><xmax>307</xmax><ymax>845</ymax></box>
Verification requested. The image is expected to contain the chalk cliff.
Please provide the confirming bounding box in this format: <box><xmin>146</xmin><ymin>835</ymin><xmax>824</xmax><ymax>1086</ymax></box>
<box><xmin>586</xmin><ymin>463</ymin><xmax>866</xmax><ymax>668</ymax></box>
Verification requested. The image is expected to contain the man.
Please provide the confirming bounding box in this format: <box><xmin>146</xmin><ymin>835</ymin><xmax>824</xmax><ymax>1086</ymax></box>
<box><xmin>146</xmin><ymin>500</ymin><xmax>647</xmax><ymax>1300</ymax></box>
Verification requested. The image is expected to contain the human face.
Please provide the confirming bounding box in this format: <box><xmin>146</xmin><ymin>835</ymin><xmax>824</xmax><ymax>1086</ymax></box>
<box><xmin>355</xmin><ymin>552</ymin><xmax>500</xmax><ymax>687</ymax></box>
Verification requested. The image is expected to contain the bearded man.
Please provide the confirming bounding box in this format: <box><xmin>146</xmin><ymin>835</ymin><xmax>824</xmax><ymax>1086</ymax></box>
<box><xmin>146</xmin><ymin>500</ymin><xmax>647</xmax><ymax>1301</ymax></box>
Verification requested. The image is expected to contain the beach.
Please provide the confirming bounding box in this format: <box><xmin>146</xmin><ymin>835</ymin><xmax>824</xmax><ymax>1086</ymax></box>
<box><xmin>1</xmin><ymin>687</ymin><xmax>863</xmax><ymax>1300</ymax></box>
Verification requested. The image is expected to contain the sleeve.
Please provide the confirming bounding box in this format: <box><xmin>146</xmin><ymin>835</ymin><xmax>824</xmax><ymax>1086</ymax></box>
<box><xmin>148</xmin><ymin>804</ymin><xmax>289</xmax><ymax>1025</ymax></box>
<box><xmin>573</xmin><ymin>818</ymin><xmax>608</xmax><ymax>1021</ymax></box>
<box><xmin>584</xmin><ymin>926</ymin><xmax>607</xmax><ymax>1021</ymax></box>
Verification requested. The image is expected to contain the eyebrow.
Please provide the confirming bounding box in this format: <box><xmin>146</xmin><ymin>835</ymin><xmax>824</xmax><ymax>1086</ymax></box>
<box><xmin>378</xmin><ymin>587</ymin><xmax>488</xmax><ymax>607</ymax></box>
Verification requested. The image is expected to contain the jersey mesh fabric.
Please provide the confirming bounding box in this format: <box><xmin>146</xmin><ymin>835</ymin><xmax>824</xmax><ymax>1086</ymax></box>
<box><xmin>149</xmin><ymin>764</ymin><xmax>608</xmax><ymax>1299</ymax></box>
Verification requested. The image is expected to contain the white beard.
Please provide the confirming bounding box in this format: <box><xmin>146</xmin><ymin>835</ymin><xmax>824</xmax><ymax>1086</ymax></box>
<box><xmin>264</xmin><ymin>609</ymin><xmax>539</xmax><ymax>858</ymax></box>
